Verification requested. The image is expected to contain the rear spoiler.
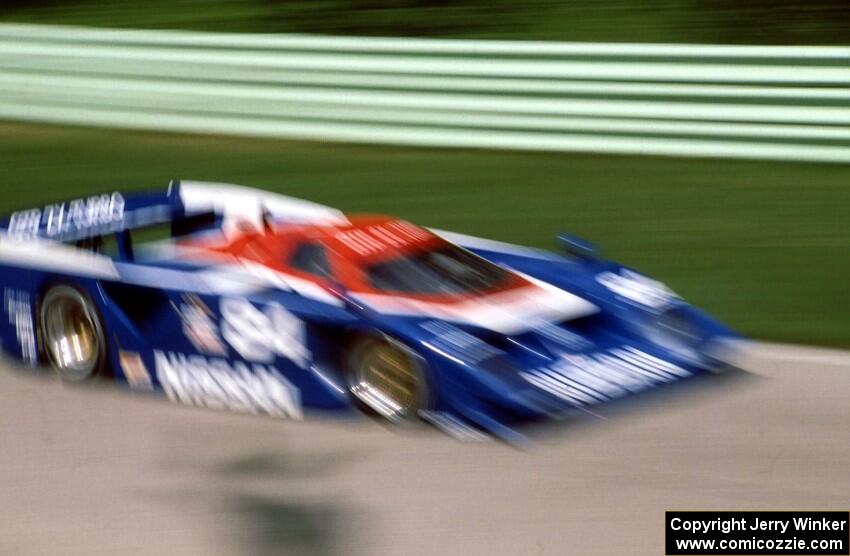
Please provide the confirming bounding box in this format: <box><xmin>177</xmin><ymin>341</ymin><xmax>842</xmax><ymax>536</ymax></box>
<box><xmin>1</xmin><ymin>188</ymin><xmax>177</xmax><ymax>243</ymax></box>
<box><xmin>0</xmin><ymin>180</ymin><xmax>346</xmax><ymax>243</ymax></box>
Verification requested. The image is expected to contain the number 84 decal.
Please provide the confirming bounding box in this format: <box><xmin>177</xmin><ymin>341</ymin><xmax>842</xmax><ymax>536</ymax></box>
<box><xmin>220</xmin><ymin>298</ymin><xmax>311</xmax><ymax>368</ymax></box>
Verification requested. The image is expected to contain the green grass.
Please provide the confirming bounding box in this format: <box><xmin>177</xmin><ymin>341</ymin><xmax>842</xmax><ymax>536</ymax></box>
<box><xmin>3</xmin><ymin>122</ymin><xmax>850</xmax><ymax>347</ymax></box>
<box><xmin>1</xmin><ymin>0</ymin><xmax>849</xmax><ymax>44</ymax></box>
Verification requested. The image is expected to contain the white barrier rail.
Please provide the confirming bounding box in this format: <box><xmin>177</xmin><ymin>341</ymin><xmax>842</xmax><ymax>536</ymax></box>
<box><xmin>1</xmin><ymin>23</ymin><xmax>849</xmax><ymax>162</ymax></box>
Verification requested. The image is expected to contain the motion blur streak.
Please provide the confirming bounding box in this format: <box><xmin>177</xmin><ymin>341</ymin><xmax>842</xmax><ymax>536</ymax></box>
<box><xmin>0</xmin><ymin>24</ymin><xmax>848</xmax><ymax>162</ymax></box>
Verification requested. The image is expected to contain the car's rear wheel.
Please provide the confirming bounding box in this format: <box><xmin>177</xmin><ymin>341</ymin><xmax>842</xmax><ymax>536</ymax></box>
<box><xmin>347</xmin><ymin>336</ymin><xmax>427</xmax><ymax>424</ymax></box>
<box><xmin>40</xmin><ymin>285</ymin><xmax>106</xmax><ymax>382</ymax></box>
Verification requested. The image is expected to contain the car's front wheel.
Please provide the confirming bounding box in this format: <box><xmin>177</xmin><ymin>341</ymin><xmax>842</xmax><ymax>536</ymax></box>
<box><xmin>347</xmin><ymin>336</ymin><xmax>427</xmax><ymax>424</ymax></box>
<box><xmin>39</xmin><ymin>285</ymin><xmax>106</xmax><ymax>382</ymax></box>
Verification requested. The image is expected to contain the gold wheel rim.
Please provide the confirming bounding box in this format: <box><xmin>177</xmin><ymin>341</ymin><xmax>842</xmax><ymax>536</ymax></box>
<box><xmin>353</xmin><ymin>341</ymin><xmax>421</xmax><ymax>421</ymax></box>
<box><xmin>44</xmin><ymin>294</ymin><xmax>98</xmax><ymax>373</ymax></box>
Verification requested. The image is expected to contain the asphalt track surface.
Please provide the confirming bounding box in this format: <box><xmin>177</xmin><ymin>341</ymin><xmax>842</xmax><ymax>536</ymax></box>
<box><xmin>0</xmin><ymin>342</ymin><xmax>848</xmax><ymax>556</ymax></box>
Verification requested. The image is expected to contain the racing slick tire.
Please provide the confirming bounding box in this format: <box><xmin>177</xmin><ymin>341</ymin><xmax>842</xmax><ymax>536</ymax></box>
<box><xmin>39</xmin><ymin>285</ymin><xmax>107</xmax><ymax>382</ymax></box>
<box><xmin>346</xmin><ymin>335</ymin><xmax>428</xmax><ymax>425</ymax></box>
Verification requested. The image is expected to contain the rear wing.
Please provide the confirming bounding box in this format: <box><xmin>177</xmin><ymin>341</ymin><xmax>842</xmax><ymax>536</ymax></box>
<box><xmin>0</xmin><ymin>180</ymin><xmax>346</xmax><ymax>243</ymax></box>
<box><xmin>1</xmin><ymin>189</ymin><xmax>175</xmax><ymax>243</ymax></box>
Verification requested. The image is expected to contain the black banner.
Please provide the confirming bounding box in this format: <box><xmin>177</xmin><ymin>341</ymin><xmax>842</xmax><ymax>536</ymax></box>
<box><xmin>666</xmin><ymin>511</ymin><xmax>849</xmax><ymax>555</ymax></box>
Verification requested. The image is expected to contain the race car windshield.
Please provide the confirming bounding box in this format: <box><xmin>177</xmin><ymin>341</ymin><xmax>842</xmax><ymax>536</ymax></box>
<box><xmin>367</xmin><ymin>245</ymin><xmax>511</xmax><ymax>295</ymax></box>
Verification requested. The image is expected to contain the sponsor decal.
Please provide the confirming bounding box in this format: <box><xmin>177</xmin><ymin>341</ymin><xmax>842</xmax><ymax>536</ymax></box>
<box><xmin>174</xmin><ymin>294</ymin><xmax>227</xmax><ymax>356</ymax></box>
<box><xmin>119</xmin><ymin>350</ymin><xmax>153</xmax><ymax>390</ymax></box>
<box><xmin>220</xmin><ymin>298</ymin><xmax>310</xmax><ymax>367</ymax></box>
<box><xmin>3</xmin><ymin>289</ymin><xmax>37</xmax><ymax>365</ymax></box>
<box><xmin>420</xmin><ymin>320</ymin><xmax>504</xmax><ymax>364</ymax></box>
<box><xmin>154</xmin><ymin>351</ymin><xmax>302</xmax><ymax>419</ymax></box>
<box><xmin>596</xmin><ymin>269</ymin><xmax>677</xmax><ymax>310</ymax></box>
<box><xmin>8</xmin><ymin>192</ymin><xmax>125</xmax><ymax>240</ymax></box>
<box><xmin>520</xmin><ymin>347</ymin><xmax>691</xmax><ymax>406</ymax></box>
<box><xmin>334</xmin><ymin>220</ymin><xmax>431</xmax><ymax>256</ymax></box>
<box><xmin>534</xmin><ymin>321</ymin><xmax>595</xmax><ymax>352</ymax></box>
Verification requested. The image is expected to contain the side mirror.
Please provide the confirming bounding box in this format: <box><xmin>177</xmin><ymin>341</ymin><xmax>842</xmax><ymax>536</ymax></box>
<box><xmin>556</xmin><ymin>233</ymin><xmax>597</xmax><ymax>259</ymax></box>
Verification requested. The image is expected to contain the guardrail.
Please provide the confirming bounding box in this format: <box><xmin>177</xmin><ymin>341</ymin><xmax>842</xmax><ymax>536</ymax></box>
<box><xmin>1</xmin><ymin>23</ymin><xmax>849</xmax><ymax>162</ymax></box>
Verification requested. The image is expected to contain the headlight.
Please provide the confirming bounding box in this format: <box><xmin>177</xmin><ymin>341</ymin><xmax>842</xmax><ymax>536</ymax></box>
<box><xmin>596</xmin><ymin>269</ymin><xmax>678</xmax><ymax>311</ymax></box>
<box><xmin>656</xmin><ymin>309</ymin><xmax>702</xmax><ymax>347</ymax></box>
<box><xmin>644</xmin><ymin>308</ymin><xmax>705</xmax><ymax>361</ymax></box>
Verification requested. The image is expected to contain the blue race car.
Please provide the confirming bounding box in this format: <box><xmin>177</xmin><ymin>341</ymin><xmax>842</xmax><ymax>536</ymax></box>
<box><xmin>0</xmin><ymin>181</ymin><xmax>741</xmax><ymax>442</ymax></box>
